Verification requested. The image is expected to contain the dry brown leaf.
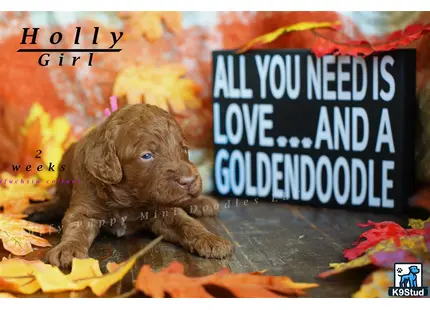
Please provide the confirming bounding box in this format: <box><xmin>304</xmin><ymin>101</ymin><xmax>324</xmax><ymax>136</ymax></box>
<box><xmin>113</xmin><ymin>63</ymin><xmax>202</xmax><ymax>113</ymax></box>
<box><xmin>136</xmin><ymin>261</ymin><xmax>318</xmax><ymax>298</ymax></box>
<box><xmin>0</xmin><ymin>213</ymin><xmax>57</xmax><ymax>256</ymax></box>
<box><xmin>119</xmin><ymin>11</ymin><xmax>182</xmax><ymax>41</ymax></box>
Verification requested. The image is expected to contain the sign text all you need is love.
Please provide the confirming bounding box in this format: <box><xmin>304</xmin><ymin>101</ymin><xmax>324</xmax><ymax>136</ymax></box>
<box><xmin>212</xmin><ymin>49</ymin><xmax>416</xmax><ymax>213</ymax></box>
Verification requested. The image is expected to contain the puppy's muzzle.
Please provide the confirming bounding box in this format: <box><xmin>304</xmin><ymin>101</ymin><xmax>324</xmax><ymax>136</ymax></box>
<box><xmin>175</xmin><ymin>164</ymin><xmax>201</xmax><ymax>196</ymax></box>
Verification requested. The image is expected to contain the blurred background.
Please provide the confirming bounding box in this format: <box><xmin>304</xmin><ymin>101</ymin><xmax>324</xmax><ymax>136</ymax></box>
<box><xmin>0</xmin><ymin>11</ymin><xmax>429</xmax><ymax>198</ymax></box>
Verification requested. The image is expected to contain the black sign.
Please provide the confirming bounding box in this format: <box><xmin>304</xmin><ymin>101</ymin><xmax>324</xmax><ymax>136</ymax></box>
<box><xmin>212</xmin><ymin>49</ymin><xmax>416</xmax><ymax>213</ymax></box>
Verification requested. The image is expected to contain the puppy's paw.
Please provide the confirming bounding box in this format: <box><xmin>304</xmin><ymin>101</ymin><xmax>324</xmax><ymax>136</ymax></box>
<box><xmin>191</xmin><ymin>233</ymin><xmax>233</xmax><ymax>259</ymax></box>
<box><xmin>187</xmin><ymin>196</ymin><xmax>220</xmax><ymax>217</ymax></box>
<box><xmin>46</xmin><ymin>241</ymin><xmax>88</xmax><ymax>269</ymax></box>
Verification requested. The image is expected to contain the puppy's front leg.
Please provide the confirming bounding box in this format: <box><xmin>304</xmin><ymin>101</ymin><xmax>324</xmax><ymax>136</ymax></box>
<box><xmin>46</xmin><ymin>208</ymin><xmax>100</xmax><ymax>268</ymax></box>
<box><xmin>151</xmin><ymin>208</ymin><xmax>233</xmax><ymax>259</ymax></box>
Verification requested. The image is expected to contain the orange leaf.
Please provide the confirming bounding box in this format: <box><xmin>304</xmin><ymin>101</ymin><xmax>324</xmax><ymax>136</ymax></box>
<box><xmin>0</xmin><ymin>172</ymin><xmax>53</xmax><ymax>214</ymax></box>
<box><xmin>0</xmin><ymin>213</ymin><xmax>57</xmax><ymax>256</ymax></box>
<box><xmin>119</xmin><ymin>11</ymin><xmax>182</xmax><ymax>41</ymax></box>
<box><xmin>0</xmin><ymin>102</ymin><xmax>26</xmax><ymax>173</ymax></box>
<box><xmin>237</xmin><ymin>21</ymin><xmax>341</xmax><ymax>53</ymax></box>
<box><xmin>113</xmin><ymin>63</ymin><xmax>202</xmax><ymax>114</ymax></box>
<box><xmin>136</xmin><ymin>261</ymin><xmax>318</xmax><ymax>298</ymax></box>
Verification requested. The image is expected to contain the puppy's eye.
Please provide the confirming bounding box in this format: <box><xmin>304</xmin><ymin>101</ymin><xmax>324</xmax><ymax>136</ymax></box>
<box><xmin>141</xmin><ymin>153</ymin><xmax>153</xmax><ymax>160</ymax></box>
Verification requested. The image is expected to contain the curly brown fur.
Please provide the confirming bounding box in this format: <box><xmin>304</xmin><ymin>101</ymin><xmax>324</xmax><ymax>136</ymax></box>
<box><xmin>26</xmin><ymin>104</ymin><xmax>233</xmax><ymax>268</ymax></box>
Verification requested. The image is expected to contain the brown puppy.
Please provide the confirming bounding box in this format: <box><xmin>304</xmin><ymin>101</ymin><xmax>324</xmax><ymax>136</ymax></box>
<box><xmin>25</xmin><ymin>103</ymin><xmax>233</xmax><ymax>268</ymax></box>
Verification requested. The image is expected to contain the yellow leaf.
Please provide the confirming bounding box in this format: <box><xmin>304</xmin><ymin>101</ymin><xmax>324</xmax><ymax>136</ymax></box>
<box><xmin>20</xmin><ymin>102</ymin><xmax>73</xmax><ymax>184</ymax></box>
<box><xmin>408</xmin><ymin>217</ymin><xmax>430</xmax><ymax>229</ymax></box>
<box><xmin>0</xmin><ymin>213</ymin><xmax>57</xmax><ymax>256</ymax></box>
<box><xmin>0</xmin><ymin>172</ymin><xmax>53</xmax><ymax>214</ymax></box>
<box><xmin>0</xmin><ymin>292</ymin><xmax>15</xmax><ymax>298</ymax></box>
<box><xmin>33</xmin><ymin>264</ymin><xmax>81</xmax><ymax>293</ymax></box>
<box><xmin>0</xmin><ymin>258</ymin><xmax>46</xmax><ymax>294</ymax></box>
<box><xmin>237</xmin><ymin>21</ymin><xmax>341</xmax><ymax>53</ymax></box>
<box><xmin>113</xmin><ymin>64</ymin><xmax>202</xmax><ymax>113</ymax></box>
<box><xmin>0</xmin><ymin>236</ymin><xmax>163</xmax><ymax>296</ymax></box>
<box><xmin>119</xmin><ymin>11</ymin><xmax>182</xmax><ymax>41</ymax></box>
<box><xmin>352</xmin><ymin>270</ymin><xmax>392</xmax><ymax>298</ymax></box>
<box><xmin>89</xmin><ymin>244</ymin><xmax>154</xmax><ymax>296</ymax></box>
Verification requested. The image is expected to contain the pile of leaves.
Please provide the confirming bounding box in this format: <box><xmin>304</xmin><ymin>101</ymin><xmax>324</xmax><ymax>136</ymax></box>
<box><xmin>318</xmin><ymin>217</ymin><xmax>430</xmax><ymax>297</ymax></box>
<box><xmin>0</xmin><ymin>236</ymin><xmax>318</xmax><ymax>298</ymax></box>
<box><xmin>0</xmin><ymin>102</ymin><xmax>76</xmax><ymax>213</ymax></box>
<box><xmin>237</xmin><ymin>21</ymin><xmax>430</xmax><ymax>58</ymax></box>
<box><xmin>0</xmin><ymin>101</ymin><xmax>76</xmax><ymax>258</ymax></box>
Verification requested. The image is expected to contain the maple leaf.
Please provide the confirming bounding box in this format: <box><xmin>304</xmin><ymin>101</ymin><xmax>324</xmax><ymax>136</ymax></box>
<box><xmin>311</xmin><ymin>23</ymin><xmax>430</xmax><ymax>57</ymax></box>
<box><xmin>119</xmin><ymin>11</ymin><xmax>182</xmax><ymax>41</ymax></box>
<box><xmin>0</xmin><ymin>172</ymin><xmax>53</xmax><ymax>214</ymax></box>
<box><xmin>136</xmin><ymin>261</ymin><xmax>318</xmax><ymax>298</ymax></box>
<box><xmin>20</xmin><ymin>102</ymin><xmax>76</xmax><ymax>185</ymax></box>
<box><xmin>319</xmin><ymin>232</ymin><xmax>430</xmax><ymax>279</ymax></box>
<box><xmin>0</xmin><ymin>236</ymin><xmax>163</xmax><ymax>296</ymax></box>
<box><xmin>0</xmin><ymin>213</ymin><xmax>57</xmax><ymax>256</ymax></box>
<box><xmin>237</xmin><ymin>21</ymin><xmax>341</xmax><ymax>53</ymax></box>
<box><xmin>113</xmin><ymin>63</ymin><xmax>202</xmax><ymax>114</ymax></box>
<box><xmin>343</xmin><ymin>220</ymin><xmax>427</xmax><ymax>261</ymax></box>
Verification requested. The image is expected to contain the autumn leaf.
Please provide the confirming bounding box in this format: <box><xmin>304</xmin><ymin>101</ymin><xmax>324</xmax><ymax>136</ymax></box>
<box><xmin>311</xmin><ymin>23</ymin><xmax>430</xmax><ymax>57</ymax></box>
<box><xmin>319</xmin><ymin>234</ymin><xmax>429</xmax><ymax>279</ymax></box>
<box><xmin>136</xmin><ymin>261</ymin><xmax>318</xmax><ymax>298</ymax></box>
<box><xmin>0</xmin><ymin>292</ymin><xmax>15</xmax><ymax>298</ymax></box>
<box><xmin>0</xmin><ymin>236</ymin><xmax>163</xmax><ymax>296</ymax></box>
<box><xmin>0</xmin><ymin>213</ymin><xmax>57</xmax><ymax>256</ymax></box>
<box><xmin>20</xmin><ymin>102</ymin><xmax>76</xmax><ymax>185</ymax></box>
<box><xmin>119</xmin><ymin>11</ymin><xmax>182</xmax><ymax>41</ymax></box>
<box><xmin>113</xmin><ymin>63</ymin><xmax>202</xmax><ymax>114</ymax></box>
<box><xmin>0</xmin><ymin>258</ymin><xmax>46</xmax><ymax>294</ymax></box>
<box><xmin>408</xmin><ymin>217</ymin><xmax>430</xmax><ymax>229</ymax></box>
<box><xmin>343</xmin><ymin>220</ymin><xmax>427</xmax><ymax>261</ymax></box>
<box><xmin>237</xmin><ymin>21</ymin><xmax>341</xmax><ymax>53</ymax></box>
<box><xmin>352</xmin><ymin>270</ymin><xmax>393</xmax><ymax>298</ymax></box>
<box><xmin>0</xmin><ymin>172</ymin><xmax>53</xmax><ymax>214</ymax></box>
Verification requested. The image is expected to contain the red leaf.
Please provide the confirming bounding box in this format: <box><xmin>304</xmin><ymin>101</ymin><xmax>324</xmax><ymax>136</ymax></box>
<box><xmin>344</xmin><ymin>220</ymin><xmax>425</xmax><ymax>260</ymax></box>
<box><xmin>311</xmin><ymin>23</ymin><xmax>430</xmax><ymax>57</ymax></box>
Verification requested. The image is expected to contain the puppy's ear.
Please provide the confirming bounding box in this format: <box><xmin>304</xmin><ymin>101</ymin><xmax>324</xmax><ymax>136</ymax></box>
<box><xmin>84</xmin><ymin>124</ymin><xmax>122</xmax><ymax>184</ymax></box>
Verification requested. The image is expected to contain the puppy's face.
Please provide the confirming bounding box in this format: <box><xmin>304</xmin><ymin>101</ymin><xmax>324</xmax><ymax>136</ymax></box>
<box><xmin>85</xmin><ymin>104</ymin><xmax>202</xmax><ymax>206</ymax></box>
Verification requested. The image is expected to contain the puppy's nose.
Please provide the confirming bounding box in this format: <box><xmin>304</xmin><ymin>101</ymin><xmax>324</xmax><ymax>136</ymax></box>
<box><xmin>177</xmin><ymin>175</ymin><xmax>197</xmax><ymax>188</ymax></box>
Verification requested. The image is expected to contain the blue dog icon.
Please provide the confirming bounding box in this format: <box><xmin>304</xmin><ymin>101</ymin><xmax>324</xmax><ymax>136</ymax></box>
<box><xmin>399</xmin><ymin>266</ymin><xmax>420</xmax><ymax>287</ymax></box>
